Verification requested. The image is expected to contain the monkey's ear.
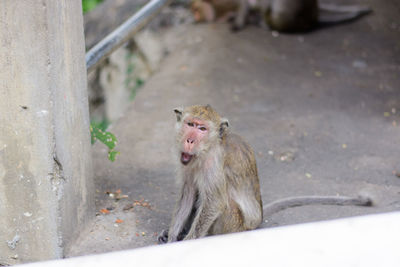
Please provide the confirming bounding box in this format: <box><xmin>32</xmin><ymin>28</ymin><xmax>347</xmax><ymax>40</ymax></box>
<box><xmin>219</xmin><ymin>118</ymin><xmax>229</xmax><ymax>137</ymax></box>
<box><xmin>174</xmin><ymin>107</ymin><xmax>183</xmax><ymax>122</ymax></box>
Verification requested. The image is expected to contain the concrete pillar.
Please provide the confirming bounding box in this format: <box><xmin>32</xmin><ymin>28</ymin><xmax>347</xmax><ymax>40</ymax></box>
<box><xmin>0</xmin><ymin>0</ymin><xmax>94</xmax><ymax>264</ymax></box>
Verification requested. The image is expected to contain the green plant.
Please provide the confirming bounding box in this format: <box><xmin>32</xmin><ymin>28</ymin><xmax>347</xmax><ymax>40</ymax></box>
<box><xmin>90</xmin><ymin>120</ymin><xmax>119</xmax><ymax>162</ymax></box>
<box><xmin>129</xmin><ymin>78</ymin><xmax>144</xmax><ymax>100</ymax></box>
<box><xmin>82</xmin><ymin>0</ymin><xmax>104</xmax><ymax>13</ymax></box>
<box><xmin>125</xmin><ymin>52</ymin><xmax>145</xmax><ymax>100</ymax></box>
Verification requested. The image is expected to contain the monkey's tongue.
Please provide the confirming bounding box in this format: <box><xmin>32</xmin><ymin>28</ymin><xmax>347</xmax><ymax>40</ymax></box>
<box><xmin>181</xmin><ymin>152</ymin><xmax>193</xmax><ymax>165</ymax></box>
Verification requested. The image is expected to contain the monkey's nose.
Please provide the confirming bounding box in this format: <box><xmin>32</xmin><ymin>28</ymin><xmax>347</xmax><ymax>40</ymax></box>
<box><xmin>186</xmin><ymin>138</ymin><xmax>194</xmax><ymax>144</ymax></box>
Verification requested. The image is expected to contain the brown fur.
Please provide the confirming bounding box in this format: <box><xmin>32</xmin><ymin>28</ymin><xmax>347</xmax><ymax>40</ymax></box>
<box><xmin>191</xmin><ymin>0</ymin><xmax>238</xmax><ymax>23</ymax></box>
<box><xmin>185</xmin><ymin>104</ymin><xmax>222</xmax><ymax>127</ymax></box>
<box><xmin>166</xmin><ymin>105</ymin><xmax>262</xmax><ymax>242</ymax></box>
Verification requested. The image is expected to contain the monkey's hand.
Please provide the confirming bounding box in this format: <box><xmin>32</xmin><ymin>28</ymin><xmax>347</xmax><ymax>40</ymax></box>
<box><xmin>158</xmin><ymin>229</ymin><xmax>169</xmax><ymax>244</ymax></box>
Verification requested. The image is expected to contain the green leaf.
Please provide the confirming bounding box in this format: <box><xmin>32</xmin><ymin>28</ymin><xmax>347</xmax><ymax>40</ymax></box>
<box><xmin>82</xmin><ymin>0</ymin><xmax>104</xmax><ymax>13</ymax></box>
<box><xmin>129</xmin><ymin>78</ymin><xmax>145</xmax><ymax>100</ymax></box>
<box><xmin>93</xmin><ymin>129</ymin><xmax>117</xmax><ymax>150</ymax></box>
<box><xmin>126</xmin><ymin>63</ymin><xmax>135</xmax><ymax>75</ymax></box>
<box><xmin>136</xmin><ymin>78</ymin><xmax>144</xmax><ymax>87</ymax></box>
<box><xmin>90</xmin><ymin>122</ymin><xmax>119</xmax><ymax>162</ymax></box>
<box><xmin>108</xmin><ymin>150</ymin><xmax>120</xmax><ymax>162</ymax></box>
<box><xmin>93</xmin><ymin>119</ymin><xmax>110</xmax><ymax>132</ymax></box>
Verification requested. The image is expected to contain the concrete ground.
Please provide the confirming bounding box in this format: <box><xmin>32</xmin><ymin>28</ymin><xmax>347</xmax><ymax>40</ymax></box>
<box><xmin>67</xmin><ymin>0</ymin><xmax>400</xmax><ymax>257</ymax></box>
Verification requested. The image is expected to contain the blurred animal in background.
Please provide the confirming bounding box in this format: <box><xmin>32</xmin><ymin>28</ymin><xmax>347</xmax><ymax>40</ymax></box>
<box><xmin>190</xmin><ymin>0</ymin><xmax>372</xmax><ymax>32</ymax></box>
<box><xmin>191</xmin><ymin>0</ymin><xmax>239</xmax><ymax>23</ymax></box>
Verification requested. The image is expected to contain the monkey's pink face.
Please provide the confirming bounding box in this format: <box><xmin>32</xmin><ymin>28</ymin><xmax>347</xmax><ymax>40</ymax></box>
<box><xmin>180</xmin><ymin>118</ymin><xmax>209</xmax><ymax>165</ymax></box>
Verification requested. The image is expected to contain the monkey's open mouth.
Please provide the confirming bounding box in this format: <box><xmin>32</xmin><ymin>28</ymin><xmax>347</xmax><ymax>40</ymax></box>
<box><xmin>181</xmin><ymin>152</ymin><xmax>193</xmax><ymax>165</ymax></box>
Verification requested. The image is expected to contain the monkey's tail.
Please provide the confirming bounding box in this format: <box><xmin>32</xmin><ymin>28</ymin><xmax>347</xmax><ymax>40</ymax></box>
<box><xmin>318</xmin><ymin>4</ymin><xmax>372</xmax><ymax>24</ymax></box>
<box><xmin>263</xmin><ymin>195</ymin><xmax>373</xmax><ymax>216</ymax></box>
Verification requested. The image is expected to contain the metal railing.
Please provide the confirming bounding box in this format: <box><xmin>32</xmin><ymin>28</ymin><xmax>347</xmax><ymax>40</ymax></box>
<box><xmin>85</xmin><ymin>0</ymin><xmax>172</xmax><ymax>73</ymax></box>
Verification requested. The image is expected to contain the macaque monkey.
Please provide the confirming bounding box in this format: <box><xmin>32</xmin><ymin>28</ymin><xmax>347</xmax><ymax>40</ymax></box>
<box><xmin>190</xmin><ymin>0</ymin><xmax>371</xmax><ymax>32</ymax></box>
<box><xmin>191</xmin><ymin>0</ymin><xmax>239</xmax><ymax>23</ymax></box>
<box><xmin>158</xmin><ymin>105</ymin><xmax>372</xmax><ymax>243</ymax></box>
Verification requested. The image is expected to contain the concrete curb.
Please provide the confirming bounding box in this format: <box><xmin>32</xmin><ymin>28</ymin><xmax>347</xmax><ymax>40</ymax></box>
<box><xmin>22</xmin><ymin>212</ymin><xmax>400</xmax><ymax>267</ymax></box>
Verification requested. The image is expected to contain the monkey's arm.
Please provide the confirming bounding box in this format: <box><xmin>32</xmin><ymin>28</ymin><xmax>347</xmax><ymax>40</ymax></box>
<box><xmin>183</xmin><ymin>199</ymin><xmax>221</xmax><ymax>240</ymax></box>
<box><xmin>263</xmin><ymin>195</ymin><xmax>372</xmax><ymax>217</ymax></box>
<box><xmin>167</xmin><ymin>181</ymin><xmax>197</xmax><ymax>242</ymax></box>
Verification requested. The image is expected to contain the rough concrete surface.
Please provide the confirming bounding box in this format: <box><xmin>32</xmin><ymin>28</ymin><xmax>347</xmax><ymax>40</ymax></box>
<box><xmin>67</xmin><ymin>0</ymin><xmax>400</xmax><ymax>257</ymax></box>
<box><xmin>0</xmin><ymin>0</ymin><xmax>94</xmax><ymax>264</ymax></box>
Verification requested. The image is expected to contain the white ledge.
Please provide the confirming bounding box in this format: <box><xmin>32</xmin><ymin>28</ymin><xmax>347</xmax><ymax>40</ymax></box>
<box><xmin>22</xmin><ymin>212</ymin><xmax>400</xmax><ymax>267</ymax></box>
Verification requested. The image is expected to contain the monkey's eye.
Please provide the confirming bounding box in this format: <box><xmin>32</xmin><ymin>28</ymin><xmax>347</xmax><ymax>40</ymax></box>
<box><xmin>199</xmin><ymin>126</ymin><xmax>207</xmax><ymax>132</ymax></box>
<box><xmin>187</xmin><ymin>122</ymin><xmax>194</xmax><ymax>127</ymax></box>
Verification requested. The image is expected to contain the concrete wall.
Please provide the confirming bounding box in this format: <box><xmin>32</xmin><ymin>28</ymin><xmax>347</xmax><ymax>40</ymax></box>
<box><xmin>0</xmin><ymin>0</ymin><xmax>94</xmax><ymax>264</ymax></box>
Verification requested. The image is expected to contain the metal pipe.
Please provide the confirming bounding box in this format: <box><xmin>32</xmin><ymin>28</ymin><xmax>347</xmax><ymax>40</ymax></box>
<box><xmin>85</xmin><ymin>0</ymin><xmax>172</xmax><ymax>73</ymax></box>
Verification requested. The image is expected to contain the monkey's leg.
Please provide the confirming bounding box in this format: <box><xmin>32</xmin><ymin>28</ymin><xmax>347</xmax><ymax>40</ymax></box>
<box><xmin>231</xmin><ymin>0</ymin><xmax>250</xmax><ymax>31</ymax></box>
<box><xmin>318</xmin><ymin>4</ymin><xmax>371</xmax><ymax>24</ymax></box>
<box><xmin>257</xmin><ymin>0</ymin><xmax>270</xmax><ymax>29</ymax></box>
<box><xmin>177</xmin><ymin>204</ymin><xmax>198</xmax><ymax>241</ymax></box>
<box><xmin>183</xmin><ymin>200</ymin><xmax>222</xmax><ymax>240</ymax></box>
<box><xmin>209</xmin><ymin>200</ymin><xmax>247</xmax><ymax>235</ymax></box>
<box><xmin>167</xmin><ymin>182</ymin><xmax>197</xmax><ymax>242</ymax></box>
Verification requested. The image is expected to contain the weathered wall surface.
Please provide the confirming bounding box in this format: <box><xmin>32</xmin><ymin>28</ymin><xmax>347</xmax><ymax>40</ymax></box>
<box><xmin>0</xmin><ymin>0</ymin><xmax>94</xmax><ymax>264</ymax></box>
<box><xmin>84</xmin><ymin>0</ymin><xmax>193</xmax><ymax>122</ymax></box>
